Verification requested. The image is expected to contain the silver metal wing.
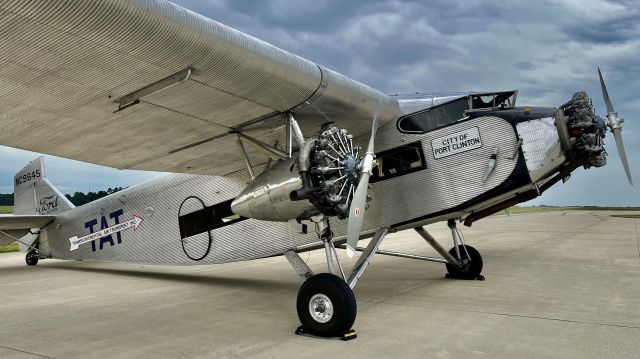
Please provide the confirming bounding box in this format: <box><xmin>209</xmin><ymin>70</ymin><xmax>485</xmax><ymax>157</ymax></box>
<box><xmin>0</xmin><ymin>1</ymin><xmax>399</xmax><ymax>175</ymax></box>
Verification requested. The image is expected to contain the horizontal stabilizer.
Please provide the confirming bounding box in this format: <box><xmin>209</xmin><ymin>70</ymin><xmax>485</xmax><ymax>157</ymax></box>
<box><xmin>0</xmin><ymin>214</ymin><xmax>55</xmax><ymax>246</ymax></box>
<box><xmin>0</xmin><ymin>215</ymin><xmax>56</xmax><ymax>230</ymax></box>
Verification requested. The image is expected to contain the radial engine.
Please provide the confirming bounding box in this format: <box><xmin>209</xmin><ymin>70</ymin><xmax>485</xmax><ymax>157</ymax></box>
<box><xmin>231</xmin><ymin>127</ymin><xmax>363</xmax><ymax>222</ymax></box>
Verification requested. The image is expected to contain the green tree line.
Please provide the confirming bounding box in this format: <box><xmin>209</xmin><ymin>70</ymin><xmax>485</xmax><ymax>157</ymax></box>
<box><xmin>0</xmin><ymin>187</ymin><xmax>126</xmax><ymax>206</ymax></box>
<box><xmin>0</xmin><ymin>193</ymin><xmax>12</xmax><ymax>206</ymax></box>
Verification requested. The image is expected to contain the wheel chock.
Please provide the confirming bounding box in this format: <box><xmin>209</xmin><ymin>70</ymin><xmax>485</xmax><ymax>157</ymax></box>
<box><xmin>341</xmin><ymin>329</ymin><xmax>357</xmax><ymax>341</ymax></box>
<box><xmin>445</xmin><ymin>273</ymin><xmax>485</xmax><ymax>280</ymax></box>
<box><xmin>294</xmin><ymin>326</ymin><xmax>358</xmax><ymax>341</ymax></box>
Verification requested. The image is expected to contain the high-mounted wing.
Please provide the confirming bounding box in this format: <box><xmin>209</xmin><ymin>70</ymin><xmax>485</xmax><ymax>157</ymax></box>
<box><xmin>0</xmin><ymin>1</ymin><xmax>398</xmax><ymax>175</ymax></box>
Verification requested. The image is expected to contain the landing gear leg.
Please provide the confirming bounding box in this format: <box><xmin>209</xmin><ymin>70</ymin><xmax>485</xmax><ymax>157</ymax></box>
<box><xmin>294</xmin><ymin>220</ymin><xmax>389</xmax><ymax>339</ymax></box>
<box><xmin>295</xmin><ymin>218</ymin><xmax>357</xmax><ymax>339</ymax></box>
<box><xmin>445</xmin><ymin>219</ymin><xmax>483</xmax><ymax>280</ymax></box>
<box><xmin>25</xmin><ymin>238</ymin><xmax>40</xmax><ymax>266</ymax></box>
<box><xmin>415</xmin><ymin>220</ymin><xmax>483</xmax><ymax>280</ymax></box>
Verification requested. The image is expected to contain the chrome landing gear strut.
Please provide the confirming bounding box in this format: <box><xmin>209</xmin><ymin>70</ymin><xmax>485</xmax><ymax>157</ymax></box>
<box><xmin>334</xmin><ymin>221</ymin><xmax>484</xmax><ymax>280</ymax></box>
<box><xmin>290</xmin><ymin>218</ymin><xmax>388</xmax><ymax>340</ymax></box>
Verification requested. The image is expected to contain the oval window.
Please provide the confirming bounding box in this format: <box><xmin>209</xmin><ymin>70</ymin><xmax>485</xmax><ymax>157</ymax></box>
<box><xmin>178</xmin><ymin>196</ymin><xmax>212</xmax><ymax>261</ymax></box>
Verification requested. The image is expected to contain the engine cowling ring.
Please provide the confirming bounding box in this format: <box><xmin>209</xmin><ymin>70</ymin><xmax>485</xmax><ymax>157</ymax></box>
<box><xmin>290</xmin><ymin>127</ymin><xmax>361</xmax><ymax>220</ymax></box>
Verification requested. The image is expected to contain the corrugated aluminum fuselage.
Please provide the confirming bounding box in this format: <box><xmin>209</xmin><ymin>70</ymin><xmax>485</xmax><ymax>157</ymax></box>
<box><xmin>38</xmin><ymin>105</ymin><xmax>564</xmax><ymax>265</ymax></box>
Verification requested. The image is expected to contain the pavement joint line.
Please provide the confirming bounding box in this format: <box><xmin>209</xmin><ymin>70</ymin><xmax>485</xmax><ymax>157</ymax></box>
<box><xmin>444</xmin><ymin>308</ymin><xmax>640</xmax><ymax>330</ymax></box>
<box><xmin>635</xmin><ymin>218</ymin><xmax>639</xmax><ymax>258</ymax></box>
<box><xmin>0</xmin><ymin>344</ymin><xmax>58</xmax><ymax>359</ymax></box>
<box><xmin>0</xmin><ymin>284</ymin><xmax>293</xmax><ymax>329</ymax></box>
<box><xmin>373</xmin><ymin>300</ymin><xmax>640</xmax><ymax>330</ymax></box>
<box><xmin>471</xmin><ymin>227</ymin><xmax>637</xmax><ymax>234</ymax></box>
<box><xmin>0</xmin><ymin>278</ymin><xmax>53</xmax><ymax>287</ymax></box>
<box><xmin>356</xmin><ymin>277</ymin><xmax>446</xmax><ymax>304</ymax></box>
<box><xmin>495</xmin><ymin>231</ymin><xmax>573</xmax><ymax>258</ymax></box>
<box><xmin>0</xmin><ymin>285</ymin><xmax>205</xmax><ymax>328</ymax></box>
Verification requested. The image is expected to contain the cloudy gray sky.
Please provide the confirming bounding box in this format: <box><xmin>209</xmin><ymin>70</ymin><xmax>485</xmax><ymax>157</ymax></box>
<box><xmin>1</xmin><ymin>0</ymin><xmax>639</xmax><ymax>205</ymax></box>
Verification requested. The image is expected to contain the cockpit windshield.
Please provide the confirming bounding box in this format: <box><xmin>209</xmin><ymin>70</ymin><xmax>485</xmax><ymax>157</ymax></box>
<box><xmin>396</xmin><ymin>90</ymin><xmax>517</xmax><ymax>134</ymax></box>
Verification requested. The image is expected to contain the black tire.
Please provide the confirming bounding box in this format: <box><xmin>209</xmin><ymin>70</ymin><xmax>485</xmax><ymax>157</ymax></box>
<box><xmin>445</xmin><ymin>245</ymin><xmax>483</xmax><ymax>279</ymax></box>
<box><xmin>296</xmin><ymin>273</ymin><xmax>357</xmax><ymax>337</ymax></box>
<box><xmin>25</xmin><ymin>250</ymin><xmax>39</xmax><ymax>266</ymax></box>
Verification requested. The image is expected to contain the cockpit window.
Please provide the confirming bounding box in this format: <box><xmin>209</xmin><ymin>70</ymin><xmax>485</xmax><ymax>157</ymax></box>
<box><xmin>397</xmin><ymin>98</ymin><xmax>469</xmax><ymax>134</ymax></box>
<box><xmin>396</xmin><ymin>90</ymin><xmax>518</xmax><ymax>134</ymax></box>
<box><xmin>470</xmin><ymin>91</ymin><xmax>517</xmax><ymax>109</ymax></box>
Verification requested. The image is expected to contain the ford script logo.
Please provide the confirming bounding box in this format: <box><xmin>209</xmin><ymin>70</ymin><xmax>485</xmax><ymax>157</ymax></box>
<box><xmin>38</xmin><ymin>194</ymin><xmax>59</xmax><ymax>214</ymax></box>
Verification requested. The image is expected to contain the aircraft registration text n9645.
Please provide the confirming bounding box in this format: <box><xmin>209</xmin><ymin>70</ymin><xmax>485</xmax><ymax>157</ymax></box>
<box><xmin>14</xmin><ymin>169</ymin><xmax>41</xmax><ymax>185</ymax></box>
<box><xmin>431</xmin><ymin>127</ymin><xmax>482</xmax><ymax>159</ymax></box>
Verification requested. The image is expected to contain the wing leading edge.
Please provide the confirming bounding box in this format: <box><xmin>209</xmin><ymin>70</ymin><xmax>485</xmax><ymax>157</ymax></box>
<box><xmin>0</xmin><ymin>1</ymin><xmax>399</xmax><ymax>175</ymax></box>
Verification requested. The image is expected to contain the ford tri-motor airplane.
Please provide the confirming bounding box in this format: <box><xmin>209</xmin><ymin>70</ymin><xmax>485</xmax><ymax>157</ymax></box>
<box><xmin>0</xmin><ymin>1</ymin><xmax>634</xmax><ymax>338</ymax></box>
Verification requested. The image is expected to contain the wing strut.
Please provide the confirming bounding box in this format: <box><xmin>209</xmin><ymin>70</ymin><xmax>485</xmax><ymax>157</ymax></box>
<box><xmin>235</xmin><ymin>132</ymin><xmax>290</xmax><ymax>180</ymax></box>
<box><xmin>236</xmin><ymin>135</ymin><xmax>255</xmax><ymax>180</ymax></box>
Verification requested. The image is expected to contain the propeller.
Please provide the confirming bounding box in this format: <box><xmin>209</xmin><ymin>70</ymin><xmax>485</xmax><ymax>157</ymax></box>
<box><xmin>598</xmin><ymin>68</ymin><xmax>634</xmax><ymax>189</ymax></box>
<box><xmin>345</xmin><ymin>100</ymin><xmax>382</xmax><ymax>258</ymax></box>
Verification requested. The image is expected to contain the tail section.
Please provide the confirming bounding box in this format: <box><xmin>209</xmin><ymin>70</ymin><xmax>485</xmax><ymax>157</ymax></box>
<box><xmin>13</xmin><ymin>157</ymin><xmax>74</xmax><ymax>215</ymax></box>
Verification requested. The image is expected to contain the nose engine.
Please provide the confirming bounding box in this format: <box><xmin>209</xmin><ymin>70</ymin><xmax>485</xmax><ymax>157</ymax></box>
<box><xmin>555</xmin><ymin>68</ymin><xmax>633</xmax><ymax>189</ymax></box>
<box><xmin>231</xmin><ymin>127</ymin><xmax>362</xmax><ymax>222</ymax></box>
<box><xmin>557</xmin><ymin>91</ymin><xmax>608</xmax><ymax>169</ymax></box>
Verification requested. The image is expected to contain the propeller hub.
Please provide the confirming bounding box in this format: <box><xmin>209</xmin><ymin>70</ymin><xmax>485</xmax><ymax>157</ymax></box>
<box><xmin>606</xmin><ymin>112</ymin><xmax>623</xmax><ymax>131</ymax></box>
<box><xmin>343</xmin><ymin>155</ymin><xmax>360</xmax><ymax>186</ymax></box>
<box><xmin>289</xmin><ymin>126</ymin><xmax>362</xmax><ymax>220</ymax></box>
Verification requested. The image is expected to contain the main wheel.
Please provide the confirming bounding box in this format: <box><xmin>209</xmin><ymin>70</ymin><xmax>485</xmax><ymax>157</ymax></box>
<box><xmin>296</xmin><ymin>273</ymin><xmax>357</xmax><ymax>337</ymax></box>
<box><xmin>445</xmin><ymin>245</ymin><xmax>483</xmax><ymax>279</ymax></box>
<box><xmin>25</xmin><ymin>250</ymin><xmax>39</xmax><ymax>266</ymax></box>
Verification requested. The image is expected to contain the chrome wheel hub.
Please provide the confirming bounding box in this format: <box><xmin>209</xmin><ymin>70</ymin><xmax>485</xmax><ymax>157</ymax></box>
<box><xmin>309</xmin><ymin>293</ymin><xmax>333</xmax><ymax>323</ymax></box>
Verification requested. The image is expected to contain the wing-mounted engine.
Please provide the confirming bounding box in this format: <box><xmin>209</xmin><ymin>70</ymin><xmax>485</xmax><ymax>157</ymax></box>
<box><xmin>231</xmin><ymin>126</ymin><xmax>362</xmax><ymax>222</ymax></box>
<box><xmin>233</xmin><ymin>101</ymin><xmax>382</xmax><ymax>257</ymax></box>
<box><xmin>290</xmin><ymin>127</ymin><xmax>360</xmax><ymax>220</ymax></box>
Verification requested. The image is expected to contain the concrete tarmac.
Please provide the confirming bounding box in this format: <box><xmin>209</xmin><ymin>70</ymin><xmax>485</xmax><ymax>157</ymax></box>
<box><xmin>1</xmin><ymin>210</ymin><xmax>639</xmax><ymax>359</ymax></box>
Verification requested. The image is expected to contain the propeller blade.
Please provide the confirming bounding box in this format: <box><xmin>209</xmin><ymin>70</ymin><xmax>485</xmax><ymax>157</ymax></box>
<box><xmin>612</xmin><ymin>128</ymin><xmax>634</xmax><ymax>190</ymax></box>
<box><xmin>366</xmin><ymin>102</ymin><xmax>382</xmax><ymax>153</ymax></box>
<box><xmin>597</xmin><ymin>68</ymin><xmax>634</xmax><ymax>190</ymax></box>
<box><xmin>598</xmin><ymin>67</ymin><xmax>615</xmax><ymax>114</ymax></box>
<box><xmin>345</xmin><ymin>168</ymin><xmax>372</xmax><ymax>257</ymax></box>
<box><xmin>345</xmin><ymin>100</ymin><xmax>382</xmax><ymax>258</ymax></box>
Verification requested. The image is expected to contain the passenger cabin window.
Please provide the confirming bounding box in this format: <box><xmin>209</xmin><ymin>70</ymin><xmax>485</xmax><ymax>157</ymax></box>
<box><xmin>179</xmin><ymin>209</ymin><xmax>210</xmax><ymax>238</ymax></box>
<box><xmin>397</xmin><ymin>98</ymin><xmax>469</xmax><ymax>134</ymax></box>
<box><xmin>179</xmin><ymin>199</ymin><xmax>246</xmax><ymax>239</ymax></box>
<box><xmin>370</xmin><ymin>141</ymin><xmax>427</xmax><ymax>183</ymax></box>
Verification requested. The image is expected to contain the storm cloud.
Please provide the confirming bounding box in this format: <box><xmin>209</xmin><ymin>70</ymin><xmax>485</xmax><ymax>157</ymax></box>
<box><xmin>1</xmin><ymin>0</ymin><xmax>638</xmax><ymax>205</ymax></box>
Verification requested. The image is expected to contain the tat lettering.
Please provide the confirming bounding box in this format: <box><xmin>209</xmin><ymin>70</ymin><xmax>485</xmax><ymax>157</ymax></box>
<box><xmin>84</xmin><ymin>209</ymin><xmax>125</xmax><ymax>252</ymax></box>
